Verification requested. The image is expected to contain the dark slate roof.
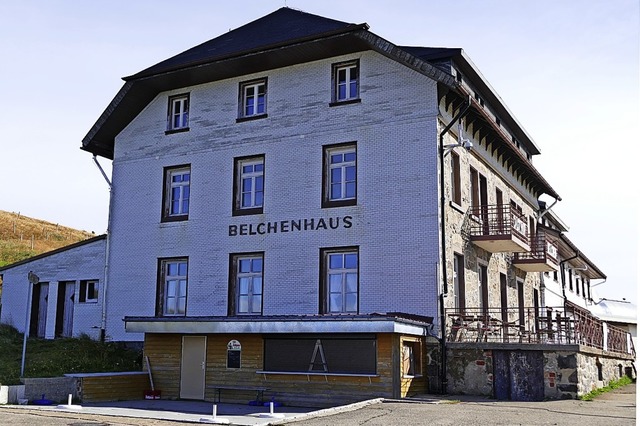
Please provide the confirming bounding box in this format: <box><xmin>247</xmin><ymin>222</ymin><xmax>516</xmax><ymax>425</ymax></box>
<box><xmin>128</xmin><ymin>7</ymin><xmax>363</xmax><ymax>80</ymax></box>
<box><xmin>398</xmin><ymin>46</ymin><xmax>461</xmax><ymax>62</ymax></box>
<box><xmin>81</xmin><ymin>8</ymin><xmax>455</xmax><ymax>160</ymax></box>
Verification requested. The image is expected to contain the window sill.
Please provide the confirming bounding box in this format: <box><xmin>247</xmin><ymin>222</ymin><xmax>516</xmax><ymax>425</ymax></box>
<box><xmin>449</xmin><ymin>201</ymin><xmax>465</xmax><ymax>214</ymax></box>
<box><xmin>329</xmin><ymin>99</ymin><xmax>361</xmax><ymax>107</ymax></box>
<box><xmin>322</xmin><ymin>199</ymin><xmax>357</xmax><ymax>209</ymax></box>
<box><xmin>403</xmin><ymin>374</ymin><xmax>423</xmax><ymax>379</ymax></box>
<box><xmin>165</xmin><ymin>127</ymin><xmax>190</xmax><ymax>135</ymax></box>
<box><xmin>232</xmin><ymin>207</ymin><xmax>264</xmax><ymax>217</ymax></box>
<box><xmin>236</xmin><ymin>114</ymin><xmax>268</xmax><ymax>123</ymax></box>
<box><xmin>256</xmin><ymin>370</ymin><xmax>378</xmax><ymax>383</ymax></box>
<box><xmin>161</xmin><ymin>215</ymin><xmax>189</xmax><ymax>223</ymax></box>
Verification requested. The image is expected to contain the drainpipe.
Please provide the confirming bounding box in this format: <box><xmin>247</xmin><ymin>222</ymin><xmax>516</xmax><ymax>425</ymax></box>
<box><xmin>559</xmin><ymin>251</ymin><xmax>579</xmax><ymax>303</ymax></box>
<box><xmin>93</xmin><ymin>155</ymin><xmax>112</xmax><ymax>342</ymax></box>
<box><xmin>438</xmin><ymin>96</ymin><xmax>471</xmax><ymax>394</ymax></box>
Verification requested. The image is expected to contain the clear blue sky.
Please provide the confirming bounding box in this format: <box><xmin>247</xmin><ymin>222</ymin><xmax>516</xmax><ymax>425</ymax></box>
<box><xmin>0</xmin><ymin>0</ymin><xmax>637</xmax><ymax>304</ymax></box>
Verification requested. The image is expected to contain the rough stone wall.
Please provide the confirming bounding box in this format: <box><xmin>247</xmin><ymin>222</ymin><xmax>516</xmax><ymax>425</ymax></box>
<box><xmin>449</xmin><ymin>346</ymin><xmax>636</xmax><ymax>400</ymax></box>
<box><xmin>439</xmin><ymin>103</ymin><xmax>541</xmax><ymax>317</ymax></box>
<box><xmin>446</xmin><ymin>346</ymin><xmax>493</xmax><ymax>396</ymax></box>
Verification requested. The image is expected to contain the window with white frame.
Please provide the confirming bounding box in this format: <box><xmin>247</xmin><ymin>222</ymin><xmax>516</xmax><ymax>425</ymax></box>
<box><xmin>323</xmin><ymin>143</ymin><xmax>356</xmax><ymax>208</ymax></box>
<box><xmin>158</xmin><ymin>258</ymin><xmax>188</xmax><ymax>316</ymax></box>
<box><xmin>233</xmin><ymin>156</ymin><xmax>264</xmax><ymax>215</ymax></box>
<box><xmin>79</xmin><ymin>280</ymin><xmax>99</xmax><ymax>303</ymax></box>
<box><xmin>321</xmin><ymin>248</ymin><xmax>358</xmax><ymax>314</ymax></box>
<box><xmin>229</xmin><ymin>253</ymin><xmax>263</xmax><ymax>315</ymax></box>
<box><xmin>166</xmin><ymin>94</ymin><xmax>189</xmax><ymax>132</ymax></box>
<box><xmin>331</xmin><ymin>60</ymin><xmax>359</xmax><ymax>104</ymax></box>
<box><xmin>238</xmin><ymin>78</ymin><xmax>267</xmax><ymax>119</ymax></box>
<box><xmin>162</xmin><ymin>165</ymin><xmax>190</xmax><ymax>221</ymax></box>
<box><xmin>453</xmin><ymin>253</ymin><xmax>465</xmax><ymax>313</ymax></box>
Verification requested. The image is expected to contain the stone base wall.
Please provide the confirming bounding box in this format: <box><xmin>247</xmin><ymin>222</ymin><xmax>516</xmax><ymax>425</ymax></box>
<box><xmin>446</xmin><ymin>344</ymin><xmax>635</xmax><ymax>400</ymax></box>
<box><xmin>446</xmin><ymin>346</ymin><xmax>493</xmax><ymax>396</ymax></box>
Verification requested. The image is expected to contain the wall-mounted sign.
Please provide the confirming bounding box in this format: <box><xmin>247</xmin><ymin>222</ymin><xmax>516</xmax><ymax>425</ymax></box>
<box><xmin>227</xmin><ymin>340</ymin><xmax>241</xmax><ymax>369</ymax></box>
<box><xmin>229</xmin><ymin>215</ymin><xmax>353</xmax><ymax>236</ymax></box>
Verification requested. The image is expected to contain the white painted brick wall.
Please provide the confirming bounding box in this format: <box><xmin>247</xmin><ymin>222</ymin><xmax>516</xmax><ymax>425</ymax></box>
<box><xmin>105</xmin><ymin>51</ymin><xmax>442</xmax><ymax>341</ymax></box>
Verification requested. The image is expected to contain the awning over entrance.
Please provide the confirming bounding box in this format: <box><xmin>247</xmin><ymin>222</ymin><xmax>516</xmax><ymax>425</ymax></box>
<box><xmin>124</xmin><ymin>313</ymin><xmax>433</xmax><ymax>336</ymax></box>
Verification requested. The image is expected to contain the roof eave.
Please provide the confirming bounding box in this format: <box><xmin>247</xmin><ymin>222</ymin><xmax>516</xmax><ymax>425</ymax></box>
<box><xmin>456</xmin><ymin>50</ymin><xmax>541</xmax><ymax>155</ymax></box>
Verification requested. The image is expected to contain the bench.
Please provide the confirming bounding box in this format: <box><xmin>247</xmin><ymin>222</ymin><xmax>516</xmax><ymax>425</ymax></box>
<box><xmin>207</xmin><ymin>385</ymin><xmax>269</xmax><ymax>403</ymax></box>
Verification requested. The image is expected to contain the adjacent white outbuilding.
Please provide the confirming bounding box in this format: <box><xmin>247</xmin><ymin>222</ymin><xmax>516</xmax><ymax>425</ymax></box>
<box><xmin>0</xmin><ymin>235</ymin><xmax>106</xmax><ymax>340</ymax></box>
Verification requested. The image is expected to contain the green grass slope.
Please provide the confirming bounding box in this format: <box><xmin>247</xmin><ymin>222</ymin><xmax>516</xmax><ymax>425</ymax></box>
<box><xmin>0</xmin><ymin>324</ymin><xmax>142</xmax><ymax>385</ymax></box>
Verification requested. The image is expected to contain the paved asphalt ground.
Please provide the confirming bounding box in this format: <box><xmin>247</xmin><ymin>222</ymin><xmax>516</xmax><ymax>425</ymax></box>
<box><xmin>0</xmin><ymin>383</ymin><xmax>635</xmax><ymax>425</ymax></box>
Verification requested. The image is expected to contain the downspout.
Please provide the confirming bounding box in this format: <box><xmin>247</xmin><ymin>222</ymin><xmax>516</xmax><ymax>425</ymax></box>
<box><xmin>559</xmin><ymin>250</ymin><xmax>580</xmax><ymax>303</ymax></box>
<box><xmin>438</xmin><ymin>95</ymin><xmax>471</xmax><ymax>394</ymax></box>
<box><xmin>93</xmin><ymin>155</ymin><xmax>112</xmax><ymax>342</ymax></box>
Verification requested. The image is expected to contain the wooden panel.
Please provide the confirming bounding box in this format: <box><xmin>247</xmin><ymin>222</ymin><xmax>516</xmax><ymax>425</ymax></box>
<box><xmin>144</xmin><ymin>334</ymin><xmax>183</xmax><ymax>399</ymax></box>
<box><xmin>142</xmin><ymin>333</ymin><xmax>402</xmax><ymax>407</ymax></box>
<box><xmin>81</xmin><ymin>373</ymin><xmax>149</xmax><ymax>402</ymax></box>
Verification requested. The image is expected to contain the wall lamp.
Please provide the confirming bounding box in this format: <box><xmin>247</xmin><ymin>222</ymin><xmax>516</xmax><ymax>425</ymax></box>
<box><xmin>443</xmin><ymin>123</ymin><xmax>473</xmax><ymax>156</ymax></box>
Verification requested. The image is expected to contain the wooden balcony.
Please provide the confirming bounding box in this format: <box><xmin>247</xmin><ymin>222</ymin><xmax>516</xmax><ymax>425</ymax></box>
<box><xmin>513</xmin><ymin>232</ymin><xmax>559</xmax><ymax>272</ymax></box>
<box><xmin>468</xmin><ymin>204</ymin><xmax>530</xmax><ymax>253</ymax></box>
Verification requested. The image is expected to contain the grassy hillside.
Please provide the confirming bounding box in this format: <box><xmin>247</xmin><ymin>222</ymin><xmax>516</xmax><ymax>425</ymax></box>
<box><xmin>0</xmin><ymin>324</ymin><xmax>142</xmax><ymax>385</ymax></box>
<box><xmin>0</xmin><ymin>210</ymin><xmax>95</xmax><ymax>267</ymax></box>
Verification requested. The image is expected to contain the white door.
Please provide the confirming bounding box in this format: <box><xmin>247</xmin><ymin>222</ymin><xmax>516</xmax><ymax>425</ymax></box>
<box><xmin>63</xmin><ymin>282</ymin><xmax>75</xmax><ymax>337</ymax></box>
<box><xmin>180</xmin><ymin>336</ymin><xmax>206</xmax><ymax>399</ymax></box>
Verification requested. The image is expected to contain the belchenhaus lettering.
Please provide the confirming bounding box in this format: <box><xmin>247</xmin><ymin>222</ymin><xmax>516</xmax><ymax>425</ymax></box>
<box><xmin>229</xmin><ymin>216</ymin><xmax>353</xmax><ymax>236</ymax></box>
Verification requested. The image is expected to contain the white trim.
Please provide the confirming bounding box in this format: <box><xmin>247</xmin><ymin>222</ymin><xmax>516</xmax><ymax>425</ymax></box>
<box><xmin>125</xmin><ymin>318</ymin><xmax>428</xmax><ymax>336</ymax></box>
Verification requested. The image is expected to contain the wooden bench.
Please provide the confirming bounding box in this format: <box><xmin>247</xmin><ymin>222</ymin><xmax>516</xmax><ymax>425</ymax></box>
<box><xmin>207</xmin><ymin>385</ymin><xmax>269</xmax><ymax>403</ymax></box>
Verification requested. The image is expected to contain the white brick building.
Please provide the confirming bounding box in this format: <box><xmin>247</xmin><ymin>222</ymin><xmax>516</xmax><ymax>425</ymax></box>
<box><xmin>76</xmin><ymin>8</ymin><xmax>633</xmax><ymax>404</ymax></box>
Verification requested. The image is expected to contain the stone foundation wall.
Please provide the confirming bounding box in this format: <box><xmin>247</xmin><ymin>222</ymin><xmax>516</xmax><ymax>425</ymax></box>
<box><xmin>447</xmin><ymin>344</ymin><xmax>635</xmax><ymax>400</ymax></box>
<box><xmin>446</xmin><ymin>346</ymin><xmax>493</xmax><ymax>396</ymax></box>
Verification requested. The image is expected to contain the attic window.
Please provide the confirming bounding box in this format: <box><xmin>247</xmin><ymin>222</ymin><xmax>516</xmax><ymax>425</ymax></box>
<box><xmin>238</xmin><ymin>78</ymin><xmax>267</xmax><ymax>121</ymax></box>
<box><xmin>166</xmin><ymin>94</ymin><xmax>190</xmax><ymax>133</ymax></box>
<box><xmin>331</xmin><ymin>60</ymin><xmax>360</xmax><ymax>106</ymax></box>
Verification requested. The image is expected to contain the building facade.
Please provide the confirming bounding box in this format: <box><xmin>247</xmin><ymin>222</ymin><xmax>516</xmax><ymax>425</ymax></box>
<box><xmin>76</xmin><ymin>8</ymin><xmax>634</xmax><ymax>404</ymax></box>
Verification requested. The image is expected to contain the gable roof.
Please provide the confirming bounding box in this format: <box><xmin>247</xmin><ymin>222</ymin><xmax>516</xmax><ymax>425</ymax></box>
<box><xmin>128</xmin><ymin>8</ymin><xmax>361</xmax><ymax>81</ymax></box>
<box><xmin>81</xmin><ymin>7</ymin><xmax>455</xmax><ymax>159</ymax></box>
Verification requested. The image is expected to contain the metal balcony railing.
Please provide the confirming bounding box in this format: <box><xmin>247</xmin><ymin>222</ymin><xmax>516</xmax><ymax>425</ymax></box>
<box><xmin>469</xmin><ymin>204</ymin><xmax>529</xmax><ymax>243</ymax></box>
<box><xmin>513</xmin><ymin>232</ymin><xmax>559</xmax><ymax>265</ymax></box>
<box><xmin>445</xmin><ymin>306</ymin><xmax>635</xmax><ymax>356</ymax></box>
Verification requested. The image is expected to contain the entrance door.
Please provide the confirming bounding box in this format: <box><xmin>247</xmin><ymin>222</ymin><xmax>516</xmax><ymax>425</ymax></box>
<box><xmin>30</xmin><ymin>283</ymin><xmax>48</xmax><ymax>338</ymax></box>
<box><xmin>494</xmin><ymin>350</ymin><xmax>544</xmax><ymax>401</ymax></box>
<box><xmin>55</xmin><ymin>282</ymin><xmax>75</xmax><ymax>337</ymax></box>
<box><xmin>180</xmin><ymin>336</ymin><xmax>206</xmax><ymax>399</ymax></box>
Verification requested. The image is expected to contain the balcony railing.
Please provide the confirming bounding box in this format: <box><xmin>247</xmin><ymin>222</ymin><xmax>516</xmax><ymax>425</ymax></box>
<box><xmin>468</xmin><ymin>204</ymin><xmax>530</xmax><ymax>253</ymax></box>
<box><xmin>445</xmin><ymin>306</ymin><xmax>635</xmax><ymax>356</ymax></box>
<box><xmin>513</xmin><ymin>232</ymin><xmax>559</xmax><ymax>272</ymax></box>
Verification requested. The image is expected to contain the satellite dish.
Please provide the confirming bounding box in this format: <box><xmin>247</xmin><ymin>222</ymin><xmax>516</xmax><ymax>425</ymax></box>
<box><xmin>28</xmin><ymin>271</ymin><xmax>39</xmax><ymax>285</ymax></box>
